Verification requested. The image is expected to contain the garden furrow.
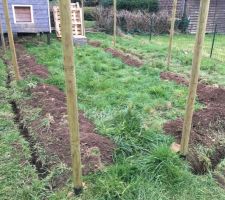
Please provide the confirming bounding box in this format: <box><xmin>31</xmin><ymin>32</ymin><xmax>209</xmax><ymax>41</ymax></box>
<box><xmin>4</xmin><ymin>44</ymin><xmax>116</xmax><ymax>189</ymax></box>
<box><xmin>0</xmin><ymin>57</ymin><xmax>48</xmax><ymax>199</ymax></box>
<box><xmin>88</xmin><ymin>40</ymin><xmax>144</xmax><ymax>67</ymax></box>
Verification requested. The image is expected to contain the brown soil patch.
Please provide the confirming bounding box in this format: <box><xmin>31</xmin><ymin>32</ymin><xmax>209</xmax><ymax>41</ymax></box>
<box><xmin>105</xmin><ymin>48</ymin><xmax>143</xmax><ymax>67</ymax></box>
<box><xmin>15</xmin><ymin>44</ymin><xmax>49</xmax><ymax>79</ymax></box>
<box><xmin>24</xmin><ymin>84</ymin><xmax>115</xmax><ymax>176</ymax></box>
<box><xmin>160</xmin><ymin>72</ymin><xmax>189</xmax><ymax>86</ymax></box>
<box><xmin>11</xmin><ymin>44</ymin><xmax>115</xmax><ymax>184</ymax></box>
<box><xmin>161</xmin><ymin>72</ymin><xmax>225</xmax><ymax>176</ymax></box>
<box><xmin>88</xmin><ymin>40</ymin><xmax>143</xmax><ymax>67</ymax></box>
<box><xmin>88</xmin><ymin>40</ymin><xmax>102</xmax><ymax>48</ymax></box>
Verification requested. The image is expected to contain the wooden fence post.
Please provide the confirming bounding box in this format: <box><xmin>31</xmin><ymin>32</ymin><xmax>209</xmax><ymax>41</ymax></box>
<box><xmin>180</xmin><ymin>0</ymin><xmax>211</xmax><ymax>155</ymax></box>
<box><xmin>81</xmin><ymin>0</ymin><xmax>85</xmax><ymax>36</ymax></box>
<box><xmin>167</xmin><ymin>0</ymin><xmax>178</xmax><ymax>67</ymax></box>
<box><xmin>59</xmin><ymin>0</ymin><xmax>83</xmax><ymax>195</ymax></box>
<box><xmin>2</xmin><ymin>0</ymin><xmax>21</xmax><ymax>81</ymax></box>
<box><xmin>0</xmin><ymin>18</ymin><xmax>6</xmax><ymax>53</ymax></box>
<box><xmin>113</xmin><ymin>0</ymin><xmax>117</xmax><ymax>47</ymax></box>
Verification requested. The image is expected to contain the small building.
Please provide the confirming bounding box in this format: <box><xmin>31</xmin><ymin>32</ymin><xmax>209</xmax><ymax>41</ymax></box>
<box><xmin>158</xmin><ymin>0</ymin><xmax>225</xmax><ymax>33</ymax></box>
<box><xmin>0</xmin><ymin>0</ymin><xmax>51</xmax><ymax>34</ymax></box>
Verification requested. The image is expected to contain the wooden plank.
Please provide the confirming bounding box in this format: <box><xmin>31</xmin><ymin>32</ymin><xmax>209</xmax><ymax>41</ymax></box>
<box><xmin>159</xmin><ymin>0</ymin><xmax>225</xmax><ymax>34</ymax></box>
<box><xmin>158</xmin><ymin>0</ymin><xmax>184</xmax><ymax>17</ymax></box>
<box><xmin>180</xmin><ymin>0</ymin><xmax>211</xmax><ymax>155</ymax></box>
<box><xmin>53</xmin><ymin>3</ymin><xmax>84</xmax><ymax>38</ymax></box>
<box><xmin>59</xmin><ymin>0</ymin><xmax>82</xmax><ymax>195</ymax></box>
<box><xmin>0</xmin><ymin>0</ymin><xmax>51</xmax><ymax>33</ymax></box>
<box><xmin>81</xmin><ymin>0</ymin><xmax>85</xmax><ymax>36</ymax></box>
<box><xmin>187</xmin><ymin>0</ymin><xmax>225</xmax><ymax>33</ymax></box>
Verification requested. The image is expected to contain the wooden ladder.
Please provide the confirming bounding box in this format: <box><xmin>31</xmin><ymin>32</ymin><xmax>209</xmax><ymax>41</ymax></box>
<box><xmin>53</xmin><ymin>3</ymin><xmax>84</xmax><ymax>38</ymax></box>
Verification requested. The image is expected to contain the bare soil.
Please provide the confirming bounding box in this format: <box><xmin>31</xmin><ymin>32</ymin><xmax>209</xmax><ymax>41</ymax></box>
<box><xmin>88</xmin><ymin>40</ymin><xmax>143</xmax><ymax>67</ymax></box>
<box><xmin>12</xmin><ymin>44</ymin><xmax>115</xmax><ymax>181</ymax></box>
<box><xmin>105</xmin><ymin>48</ymin><xmax>143</xmax><ymax>67</ymax></box>
<box><xmin>16</xmin><ymin>44</ymin><xmax>49</xmax><ymax>79</ymax></box>
<box><xmin>88</xmin><ymin>40</ymin><xmax>102</xmax><ymax>48</ymax></box>
<box><xmin>161</xmin><ymin>72</ymin><xmax>225</xmax><ymax>177</ymax></box>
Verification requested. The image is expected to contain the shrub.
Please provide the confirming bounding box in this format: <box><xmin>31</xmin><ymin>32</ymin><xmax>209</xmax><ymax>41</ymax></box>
<box><xmin>100</xmin><ymin>0</ymin><xmax>159</xmax><ymax>12</ymax></box>
<box><xmin>100</xmin><ymin>0</ymin><xmax>112</xmax><ymax>7</ymax></box>
<box><xmin>92</xmin><ymin>6</ymin><xmax>113</xmax><ymax>33</ymax></box>
<box><xmin>84</xmin><ymin>0</ymin><xmax>99</xmax><ymax>6</ymax></box>
<box><xmin>93</xmin><ymin>7</ymin><xmax>170</xmax><ymax>34</ymax></box>
<box><xmin>84</xmin><ymin>7</ymin><xmax>95</xmax><ymax>21</ymax></box>
<box><xmin>178</xmin><ymin>15</ymin><xmax>190</xmax><ymax>33</ymax></box>
<box><xmin>150</xmin><ymin>11</ymin><xmax>170</xmax><ymax>34</ymax></box>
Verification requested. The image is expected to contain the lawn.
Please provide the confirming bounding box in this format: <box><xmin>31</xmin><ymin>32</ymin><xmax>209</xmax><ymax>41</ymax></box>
<box><xmin>88</xmin><ymin>32</ymin><xmax>225</xmax><ymax>86</ymax></box>
<box><xmin>1</xmin><ymin>32</ymin><xmax>225</xmax><ymax>199</ymax></box>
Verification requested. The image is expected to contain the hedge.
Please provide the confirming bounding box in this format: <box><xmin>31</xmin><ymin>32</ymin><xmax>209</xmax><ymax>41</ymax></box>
<box><xmin>93</xmin><ymin>7</ymin><xmax>170</xmax><ymax>34</ymax></box>
<box><xmin>100</xmin><ymin>0</ymin><xmax>159</xmax><ymax>12</ymax></box>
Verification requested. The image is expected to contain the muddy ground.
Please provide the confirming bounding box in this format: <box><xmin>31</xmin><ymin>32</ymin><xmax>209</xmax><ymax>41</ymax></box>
<box><xmin>161</xmin><ymin>72</ymin><xmax>225</xmax><ymax>181</ymax></box>
<box><xmin>5</xmin><ymin>44</ymin><xmax>115</xmax><ymax>188</ymax></box>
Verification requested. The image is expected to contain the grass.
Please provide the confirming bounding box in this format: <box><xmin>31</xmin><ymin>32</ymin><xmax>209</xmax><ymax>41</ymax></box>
<box><xmin>20</xmin><ymin>32</ymin><xmax>225</xmax><ymax>199</ymax></box>
<box><xmin>1</xmin><ymin>31</ymin><xmax>225</xmax><ymax>199</ymax></box>
<box><xmin>85</xmin><ymin>20</ymin><xmax>96</xmax><ymax>29</ymax></box>
<box><xmin>0</xmin><ymin>59</ymin><xmax>49</xmax><ymax>199</ymax></box>
<box><xmin>88</xmin><ymin>32</ymin><xmax>225</xmax><ymax>86</ymax></box>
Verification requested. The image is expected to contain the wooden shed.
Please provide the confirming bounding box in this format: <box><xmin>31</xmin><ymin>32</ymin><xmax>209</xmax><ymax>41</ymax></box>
<box><xmin>158</xmin><ymin>0</ymin><xmax>225</xmax><ymax>33</ymax></box>
<box><xmin>0</xmin><ymin>0</ymin><xmax>51</xmax><ymax>34</ymax></box>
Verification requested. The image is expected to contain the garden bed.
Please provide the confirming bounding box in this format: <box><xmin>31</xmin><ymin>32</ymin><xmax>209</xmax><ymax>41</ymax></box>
<box><xmin>88</xmin><ymin>40</ymin><xmax>143</xmax><ymax>67</ymax></box>
<box><xmin>6</xmin><ymin>44</ymin><xmax>115</xmax><ymax>188</ymax></box>
<box><xmin>10</xmin><ymin>34</ymin><xmax>225</xmax><ymax>199</ymax></box>
<box><xmin>161</xmin><ymin>72</ymin><xmax>225</xmax><ymax>185</ymax></box>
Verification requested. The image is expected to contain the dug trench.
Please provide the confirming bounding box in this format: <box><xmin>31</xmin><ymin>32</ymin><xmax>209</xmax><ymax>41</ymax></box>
<box><xmin>4</xmin><ymin>58</ymin><xmax>49</xmax><ymax>179</ymax></box>
<box><xmin>3</xmin><ymin>44</ymin><xmax>115</xmax><ymax>189</ymax></box>
<box><xmin>11</xmin><ymin>100</ymin><xmax>49</xmax><ymax>179</ymax></box>
<box><xmin>161</xmin><ymin>72</ymin><xmax>225</xmax><ymax>187</ymax></box>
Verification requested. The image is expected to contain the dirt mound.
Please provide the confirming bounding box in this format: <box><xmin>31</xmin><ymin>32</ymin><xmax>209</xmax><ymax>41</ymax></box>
<box><xmin>88</xmin><ymin>40</ymin><xmax>143</xmax><ymax>67</ymax></box>
<box><xmin>105</xmin><ymin>48</ymin><xmax>143</xmax><ymax>67</ymax></box>
<box><xmin>88</xmin><ymin>40</ymin><xmax>102</xmax><ymax>47</ymax></box>
<box><xmin>14</xmin><ymin>44</ymin><xmax>115</xmax><ymax>177</ymax></box>
<box><xmin>198</xmin><ymin>86</ymin><xmax>225</xmax><ymax>106</ymax></box>
<box><xmin>27</xmin><ymin>84</ymin><xmax>115</xmax><ymax>175</ymax></box>
<box><xmin>160</xmin><ymin>72</ymin><xmax>189</xmax><ymax>86</ymax></box>
<box><xmin>16</xmin><ymin>44</ymin><xmax>49</xmax><ymax>79</ymax></box>
<box><xmin>161</xmin><ymin>72</ymin><xmax>225</xmax><ymax>176</ymax></box>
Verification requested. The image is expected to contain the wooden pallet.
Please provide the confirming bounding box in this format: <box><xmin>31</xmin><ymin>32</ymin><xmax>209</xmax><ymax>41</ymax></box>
<box><xmin>53</xmin><ymin>3</ymin><xmax>84</xmax><ymax>38</ymax></box>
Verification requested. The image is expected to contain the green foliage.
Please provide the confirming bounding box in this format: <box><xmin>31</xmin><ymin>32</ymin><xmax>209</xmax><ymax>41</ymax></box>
<box><xmin>178</xmin><ymin>15</ymin><xmax>190</xmax><ymax>33</ymax></box>
<box><xmin>84</xmin><ymin>0</ymin><xmax>99</xmax><ymax>6</ymax></box>
<box><xmin>84</xmin><ymin>6</ymin><xmax>95</xmax><ymax>21</ymax></box>
<box><xmin>137</xmin><ymin>146</ymin><xmax>188</xmax><ymax>186</ymax></box>
<box><xmin>100</xmin><ymin>0</ymin><xmax>159</xmax><ymax>12</ymax></box>
<box><xmin>112</xmin><ymin>106</ymin><xmax>142</xmax><ymax>137</ymax></box>
<box><xmin>99</xmin><ymin>0</ymin><xmax>111</xmax><ymax>7</ymax></box>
